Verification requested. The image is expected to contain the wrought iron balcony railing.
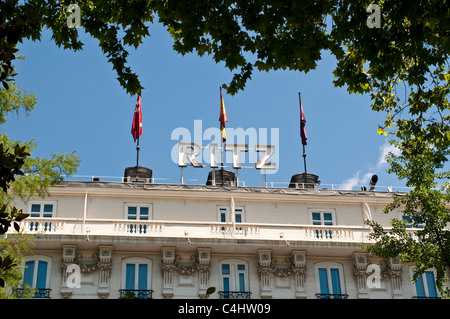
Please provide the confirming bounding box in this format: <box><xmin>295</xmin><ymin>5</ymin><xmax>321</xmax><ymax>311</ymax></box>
<box><xmin>14</xmin><ymin>288</ymin><xmax>51</xmax><ymax>299</ymax></box>
<box><xmin>218</xmin><ymin>291</ymin><xmax>252</xmax><ymax>299</ymax></box>
<box><xmin>119</xmin><ymin>289</ymin><xmax>154</xmax><ymax>299</ymax></box>
<box><xmin>315</xmin><ymin>293</ymin><xmax>349</xmax><ymax>299</ymax></box>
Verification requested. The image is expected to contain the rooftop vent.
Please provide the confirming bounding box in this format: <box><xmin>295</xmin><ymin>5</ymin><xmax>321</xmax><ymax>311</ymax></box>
<box><xmin>124</xmin><ymin>166</ymin><xmax>152</xmax><ymax>183</ymax></box>
<box><xmin>289</xmin><ymin>173</ymin><xmax>320</xmax><ymax>189</ymax></box>
<box><xmin>206</xmin><ymin>169</ymin><xmax>236</xmax><ymax>186</ymax></box>
<box><xmin>361</xmin><ymin>174</ymin><xmax>378</xmax><ymax>191</ymax></box>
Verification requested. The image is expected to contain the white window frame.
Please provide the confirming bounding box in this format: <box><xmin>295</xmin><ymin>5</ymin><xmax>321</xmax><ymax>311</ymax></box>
<box><xmin>124</xmin><ymin>203</ymin><xmax>152</xmax><ymax>220</ymax></box>
<box><xmin>217</xmin><ymin>206</ymin><xmax>245</xmax><ymax>223</ymax></box>
<box><xmin>219</xmin><ymin>259</ymin><xmax>249</xmax><ymax>292</ymax></box>
<box><xmin>410</xmin><ymin>267</ymin><xmax>440</xmax><ymax>298</ymax></box>
<box><xmin>21</xmin><ymin>255</ymin><xmax>52</xmax><ymax>289</ymax></box>
<box><xmin>399</xmin><ymin>213</ymin><xmax>424</xmax><ymax>229</ymax></box>
<box><xmin>121</xmin><ymin>257</ymin><xmax>152</xmax><ymax>291</ymax></box>
<box><xmin>314</xmin><ymin>261</ymin><xmax>346</xmax><ymax>297</ymax></box>
<box><xmin>309</xmin><ymin>209</ymin><xmax>336</xmax><ymax>225</ymax></box>
<box><xmin>27</xmin><ymin>201</ymin><xmax>57</xmax><ymax>218</ymax></box>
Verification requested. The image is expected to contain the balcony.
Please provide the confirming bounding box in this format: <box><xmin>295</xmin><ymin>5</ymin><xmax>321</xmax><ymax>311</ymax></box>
<box><xmin>16</xmin><ymin>217</ymin><xmax>382</xmax><ymax>246</ymax></box>
<box><xmin>218</xmin><ymin>291</ymin><xmax>252</xmax><ymax>299</ymax></box>
<box><xmin>14</xmin><ymin>288</ymin><xmax>51</xmax><ymax>299</ymax></box>
<box><xmin>315</xmin><ymin>293</ymin><xmax>349</xmax><ymax>299</ymax></box>
<box><xmin>119</xmin><ymin>289</ymin><xmax>154</xmax><ymax>299</ymax></box>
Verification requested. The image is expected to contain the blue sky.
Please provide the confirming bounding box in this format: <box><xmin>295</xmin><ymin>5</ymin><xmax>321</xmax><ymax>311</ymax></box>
<box><xmin>3</xmin><ymin>20</ymin><xmax>408</xmax><ymax>191</ymax></box>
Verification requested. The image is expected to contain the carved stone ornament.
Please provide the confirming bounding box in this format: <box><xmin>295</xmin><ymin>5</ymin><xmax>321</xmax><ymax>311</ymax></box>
<box><xmin>258</xmin><ymin>257</ymin><xmax>306</xmax><ymax>278</ymax></box>
<box><xmin>61</xmin><ymin>259</ymin><xmax>112</xmax><ymax>274</ymax></box>
<box><xmin>292</xmin><ymin>251</ymin><xmax>306</xmax><ymax>268</ymax></box>
<box><xmin>161</xmin><ymin>254</ymin><xmax>211</xmax><ymax>276</ymax></box>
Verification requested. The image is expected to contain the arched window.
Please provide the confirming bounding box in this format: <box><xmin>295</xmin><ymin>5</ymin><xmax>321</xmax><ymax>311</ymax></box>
<box><xmin>410</xmin><ymin>267</ymin><xmax>440</xmax><ymax>299</ymax></box>
<box><xmin>314</xmin><ymin>261</ymin><xmax>347</xmax><ymax>299</ymax></box>
<box><xmin>21</xmin><ymin>255</ymin><xmax>52</xmax><ymax>298</ymax></box>
<box><xmin>218</xmin><ymin>259</ymin><xmax>250</xmax><ymax>299</ymax></box>
<box><xmin>120</xmin><ymin>257</ymin><xmax>153</xmax><ymax>299</ymax></box>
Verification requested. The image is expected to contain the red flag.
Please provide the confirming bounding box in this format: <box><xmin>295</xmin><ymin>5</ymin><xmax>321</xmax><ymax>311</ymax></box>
<box><xmin>131</xmin><ymin>95</ymin><xmax>142</xmax><ymax>142</ymax></box>
<box><xmin>299</xmin><ymin>94</ymin><xmax>307</xmax><ymax>146</ymax></box>
<box><xmin>219</xmin><ymin>89</ymin><xmax>227</xmax><ymax>143</ymax></box>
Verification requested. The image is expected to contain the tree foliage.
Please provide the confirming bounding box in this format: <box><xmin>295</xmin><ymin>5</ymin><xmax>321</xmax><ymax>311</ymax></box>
<box><xmin>1</xmin><ymin>1</ymin><xmax>448</xmax><ymax>96</ymax></box>
<box><xmin>0</xmin><ymin>80</ymin><xmax>80</xmax><ymax>293</ymax></box>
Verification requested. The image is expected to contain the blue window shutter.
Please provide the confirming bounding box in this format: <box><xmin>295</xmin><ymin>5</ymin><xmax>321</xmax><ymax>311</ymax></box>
<box><xmin>425</xmin><ymin>271</ymin><xmax>438</xmax><ymax>298</ymax></box>
<box><xmin>128</xmin><ymin>207</ymin><xmax>137</xmax><ymax>220</ymax></box>
<box><xmin>23</xmin><ymin>261</ymin><xmax>35</xmax><ymax>287</ymax></box>
<box><xmin>223</xmin><ymin>277</ymin><xmax>229</xmax><ymax>292</ymax></box>
<box><xmin>36</xmin><ymin>261</ymin><xmax>48</xmax><ymax>289</ymax></box>
<box><xmin>126</xmin><ymin>264</ymin><xmax>136</xmax><ymax>289</ymax></box>
<box><xmin>330</xmin><ymin>268</ymin><xmax>342</xmax><ymax>295</ymax></box>
<box><xmin>318</xmin><ymin>268</ymin><xmax>329</xmax><ymax>294</ymax></box>
<box><xmin>415</xmin><ymin>275</ymin><xmax>426</xmax><ymax>297</ymax></box>
<box><xmin>140</xmin><ymin>207</ymin><xmax>149</xmax><ymax>220</ymax></box>
<box><xmin>222</xmin><ymin>264</ymin><xmax>230</xmax><ymax>275</ymax></box>
<box><xmin>138</xmin><ymin>264</ymin><xmax>148</xmax><ymax>290</ymax></box>
<box><xmin>43</xmin><ymin>204</ymin><xmax>53</xmax><ymax>213</ymax></box>
<box><xmin>239</xmin><ymin>273</ymin><xmax>245</xmax><ymax>292</ymax></box>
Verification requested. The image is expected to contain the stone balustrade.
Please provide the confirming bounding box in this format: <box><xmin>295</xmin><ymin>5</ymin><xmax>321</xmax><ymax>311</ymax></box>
<box><xmin>15</xmin><ymin>217</ymin><xmax>391</xmax><ymax>244</ymax></box>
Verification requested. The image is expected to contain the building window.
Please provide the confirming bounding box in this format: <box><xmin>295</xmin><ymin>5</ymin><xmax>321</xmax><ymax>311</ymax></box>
<box><xmin>217</xmin><ymin>206</ymin><xmax>245</xmax><ymax>223</ymax></box>
<box><xmin>310</xmin><ymin>209</ymin><xmax>335</xmax><ymax>226</ymax></box>
<box><xmin>120</xmin><ymin>258</ymin><xmax>153</xmax><ymax>299</ymax></box>
<box><xmin>412</xmin><ymin>269</ymin><xmax>440</xmax><ymax>299</ymax></box>
<box><xmin>124</xmin><ymin>204</ymin><xmax>152</xmax><ymax>220</ymax></box>
<box><xmin>402</xmin><ymin>215</ymin><xmax>424</xmax><ymax>229</ymax></box>
<box><xmin>28</xmin><ymin>202</ymin><xmax>56</xmax><ymax>218</ymax></box>
<box><xmin>309</xmin><ymin>209</ymin><xmax>335</xmax><ymax>239</ymax></box>
<box><xmin>314</xmin><ymin>262</ymin><xmax>347</xmax><ymax>299</ymax></box>
<box><xmin>19</xmin><ymin>256</ymin><xmax>52</xmax><ymax>298</ymax></box>
<box><xmin>124</xmin><ymin>204</ymin><xmax>152</xmax><ymax>234</ymax></box>
<box><xmin>219</xmin><ymin>260</ymin><xmax>251</xmax><ymax>299</ymax></box>
<box><xmin>26</xmin><ymin>202</ymin><xmax>57</xmax><ymax>232</ymax></box>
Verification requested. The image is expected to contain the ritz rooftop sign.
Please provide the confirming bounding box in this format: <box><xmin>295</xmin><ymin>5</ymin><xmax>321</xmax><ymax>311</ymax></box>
<box><xmin>172</xmin><ymin>120</ymin><xmax>279</xmax><ymax>174</ymax></box>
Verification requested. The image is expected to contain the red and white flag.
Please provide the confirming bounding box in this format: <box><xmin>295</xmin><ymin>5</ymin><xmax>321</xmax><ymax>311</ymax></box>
<box><xmin>299</xmin><ymin>94</ymin><xmax>307</xmax><ymax>146</ymax></box>
<box><xmin>131</xmin><ymin>95</ymin><xmax>142</xmax><ymax>142</ymax></box>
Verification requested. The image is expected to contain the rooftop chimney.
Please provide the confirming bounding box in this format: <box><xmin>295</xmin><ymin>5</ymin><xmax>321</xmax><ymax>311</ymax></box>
<box><xmin>206</xmin><ymin>169</ymin><xmax>236</xmax><ymax>186</ymax></box>
<box><xmin>289</xmin><ymin>173</ymin><xmax>320</xmax><ymax>189</ymax></box>
<box><xmin>124</xmin><ymin>166</ymin><xmax>152</xmax><ymax>183</ymax></box>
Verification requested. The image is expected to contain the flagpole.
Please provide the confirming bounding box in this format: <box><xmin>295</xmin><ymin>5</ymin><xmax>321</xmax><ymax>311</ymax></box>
<box><xmin>136</xmin><ymin>136</ymin><xmax>140</xmax><ymax>181</ymax></box>
<box><xmin>220</xmin><ymin>87</ymin><xmax>224</xmax><ymax>186</ymax></box>
<box><xmin>131</xmin><ymin>95</ymin><xmax>142</xmax><ymax>182</ymax></box>
<box><xmin>299</xmin><ymin>92</ymin><xmax>307</xmax><ymax>182</ymax></box>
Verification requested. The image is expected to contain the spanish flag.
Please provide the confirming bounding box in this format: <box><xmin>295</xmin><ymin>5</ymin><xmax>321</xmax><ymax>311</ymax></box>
<box><xmin>219</xmin><ymin>89</ymin><xmax>227</xmax><ymax>143</ymax></box>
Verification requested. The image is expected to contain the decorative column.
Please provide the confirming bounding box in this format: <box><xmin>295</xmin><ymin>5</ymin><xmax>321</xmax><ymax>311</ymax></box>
<box><xmin>353</xmin><ymin>253</ymin><xmax>369</xmax><ymax>298</ymax></box>
<box><xmin>258</xmin><ymin>250</ymin><xmax>272</xmax><ymax>298</ymax></box>
<box><xmin>161</xmin><ymin>247</ymin><xmax>176</xmax><ymax>298</ymax></box>
<box><xmin>388</xmin><ymin>257</ymin><xmax>403</xmax><ymax>298</ymax></box>
<box><xmin>97</xmin><ymin>246</ymin><xmax>113</xmax><ymax>299</ymax></box>
<box><xmin>292</xmin><ymin>251</ymin><xmax>307</xmax><ymax>299</ymax></box>
<box><xmin>61</xmin><ymin>245</ymin><xmax>77</xmax><ymax>299</ymax></box>
<box><xmin>197</xmin><ymin>248</ymin><xmax>211</xmax><ymax>298</ymax></box>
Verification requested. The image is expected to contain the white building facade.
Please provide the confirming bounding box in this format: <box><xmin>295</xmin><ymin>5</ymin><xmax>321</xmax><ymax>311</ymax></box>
<box><xmin>9</xmin><ymin>180</ymin><xmax>448</xmax><ymax>299</ymax></box>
